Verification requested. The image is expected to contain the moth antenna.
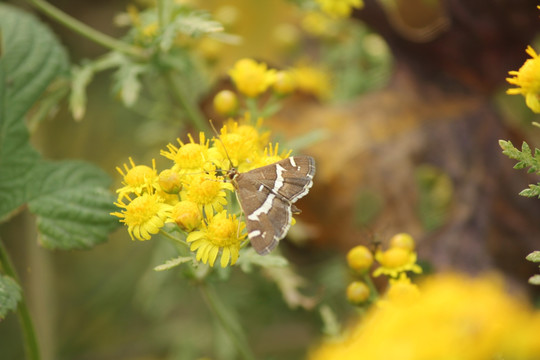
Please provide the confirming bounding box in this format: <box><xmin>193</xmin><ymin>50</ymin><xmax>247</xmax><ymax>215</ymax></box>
<box><xmin>209</xmin><ymin>119</ymin><xmax>234</xmax><ymax>170</ymax></box>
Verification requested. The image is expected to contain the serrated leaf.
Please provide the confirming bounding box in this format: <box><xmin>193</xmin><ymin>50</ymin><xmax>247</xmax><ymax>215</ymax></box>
<box><xmin>526</xmin><ymin>251</ymin><xmax>540</xmax><ymax>263</ymax></box>
<box><xmin>27</xmin><ymin>161</ymin><xmax>119</xmax><ymax>250</ymax></box>
<box><xmin>154</xmin><ymin>256</ymin><xmax>193</xmax><ymax>271</ymax></box>
<box><xmin>0</xmin><ymin>275</ymin><xmax>21</xmax><ymax>319</ymax></box>
<box><xmin>236</xmin><ymin>248</ymin><xmax>288</xmax><ymax>272</ymax></box>
<box><xmin>113</xmin><ymin>62</ymin><xmax>145</xmax><ymax>107</ymax></box>
<box><xmin>528</xmin><ymin>274</ymin><xmax>540</xmax><ymax>285</ymax></box>
<box><xmin>519</xmin><ymin>184</ymin><xmax>540</xmax><ymax>198</ymax></box>
<box><xmin>160</xmin><ymin>10</ymin><xmax>223</xmax><ymax>51</ymax></box>
<box><xmin>0</xmin><ymin>3</ymin><xmax>69</xmax><ymax>221</ymax></box>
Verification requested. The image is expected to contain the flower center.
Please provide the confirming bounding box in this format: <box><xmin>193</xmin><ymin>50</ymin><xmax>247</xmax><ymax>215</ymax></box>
<box><xmin>207</xmin><ymin>217</ymin><xmax>237</xmax><ymax>247</ymax></box>
<box><xmin>175</xmin><ymin>143</ymin><xmax>207</xmax><ymax>169</ymax></box>
<box><xmin>124</xmin><ymin>194</ymin><xmax>162</xmax><ymax>225</ymax></box>
<box><xmin>125</xmin><ymin>165</ymin><xmax>155</xmax><ymax>187</ymax></box>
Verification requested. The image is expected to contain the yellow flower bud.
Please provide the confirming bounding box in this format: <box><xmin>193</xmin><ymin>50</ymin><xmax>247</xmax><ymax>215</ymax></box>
<box><xmin>346</xmin><ymin>281</ymin><xmax>370</xmax><ymax>305</ymax></box>
<box><xmin>158</xmin><ymin>169</ymin><xmax>182</xmax><ymax>194</ymax></box>
<box><xmin>170</xmin><ymin>200</ymin><xmax>202</xmax><ymax>232</ymax></box>
<box><xmin>378</xmin><ymin>247</ymin><xmax>410</xmax><ymax>268</ymax></box>
<box><xmin>389</xmin><ymin>233</ymin><xmax>415</xmax><ymax>252</ymax></box>
<box><xmin>346</xmin><ymin>245</ymin><xmax>373</xmax><ymax>273</ymax></box>
<box><xmin>273</xmin><ymin>70</ymin><xmax>296</xmax><ymax>95</ymax></box>
<box><xmin>213</xmin><ymin>90</ymin><xmax>238</xmax><ymax>115</ymax></box>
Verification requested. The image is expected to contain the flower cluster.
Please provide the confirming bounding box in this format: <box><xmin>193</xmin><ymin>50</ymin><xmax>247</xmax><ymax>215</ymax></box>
<box><xmin>111</xmin><ymin>115</ymin><xmax>292</xmax><ymax>267</ymax></box>
<box><xmin>310</xmin><ymin>273</ymin><xmax>540</xmax><ymax>360</ymax></box>
<box><xmin>344</xmin><ymin>233</ymin><xmax>422</xmax><ymax>305</ymax></box>
<box><xmin>214</xmin><ymin>58</ymin><xmax>331</xmax><ymax>115</ymax></box>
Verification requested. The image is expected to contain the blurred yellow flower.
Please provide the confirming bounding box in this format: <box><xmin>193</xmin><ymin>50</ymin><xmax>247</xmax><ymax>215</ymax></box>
<box><xmin>158</xmin><ymin>169</ymin><xmax>182</xmax><ymax>194</ymax></box>
<box><xmin>389</xmin><ymin>232</ymin><xmax>415</xmax><ymax>251</ymax></box>
<box><xmin>111</xmin><ymin>191</ymin><xmax>173</xmax><ymax>241</ymax></box>
<box><xmin>292</xmin><ymin>64</ymin><xmax>332</xmax><ymax>100</ymax></box>
<box><xmin>301</xmin><ymin>11</ymin><xmax>335</xmax><ymax>37</ymax></box>
<box><xmin>187</xmin><ymin>211</ymin><xmax>246</xmax><ymax>267</ymax></box>
<box><xmin>273</xmin><ymin>70</ymin><xmax>296</xmax><ymax>95</ymax></box>
<box><xmin>229</xmin><ymin>58</ymin><xmax>277</xmax><ymax>97</ymax></box>
<box><xmin>309</xmin><ymin>273</ymin><xmax>540</xmax><ymax>360</ymax></box>
<box><xmin>507</xmin><ymin>46</ymin><xmax>540</xmax><ymax>113</ymax></box>
<box><xmin>115</xmin><ymin>157</ymin><xmax>157</xmax><ymax>200</ymax></box>
<box><xmin>251</xmin><ymin>142</ymin><xmax>291</xmax><ymax>169</ymax></box>
<box><xmin>373</xmin><ymin>247</ymin><xmax>422</xmax><ymax>278</ymax></box>
<box><xmin>384</xmin><ymin>273</ymin><xmax>420</xmax><ymax>306</ymax></box>
<box><xmin>315</xmin><ymin>0</ymin><xmax>364</xmax><ymax>18</ymax></box>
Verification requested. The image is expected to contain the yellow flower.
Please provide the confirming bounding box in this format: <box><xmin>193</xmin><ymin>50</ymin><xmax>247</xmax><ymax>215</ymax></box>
<box><xmin>229</xmin><ymin>58</ymin><xmax>277</xmax><ymax>97</ymax></box>
<box><xmin>309</xmin><ymin>273</ymin><xmax>540</xmax><ymax>360</ymax></box>
<box><xmin>273</xmin><ymin>70</ymin><xmax>296</xmax><ymax>95</ymax></box>
<box><xmin>346</xmin><ymin>245</ymin><xmax>373</xmax><ymax>273</ymax></box>
<box><xmin>115</xmin><ymin>157</ymin><xmax>157</xmax><ymax>200</ymax></box>
<box><xmin>184</xmin><ymin>172</ymin><xmax>234</xmax><ymax>216</ymax></box>
<box><xmin>186</xmin><ymin>211</ymin><xmax>246</xmax><ymax>267</ymax></box>
<box><xmin>214</xmin><ymin>118</ymin><xmax>269</xmax><ymax>171</ymax></box>
<box><xmin>301</xmin><ymin>11</ymin><xmax>335</xmax><ymax>37</ymax></box>
<box><xmin>168</xmin><ymin>200</ymin><xmax>202</xmax><ymax>232</ymax></box>
<box><xmin>315</xmin><ymin>0</ymin><xmax>364</xmax><ymax>18</ymax></box>
<box><xmin>250</xmin><ymin>142</ymin><xmax>291</xmax><ymax>169</ymax></box>
<box><xmin>507</xmin><ymin>46</ymin><xmax>540</xmax><ymax>113</ymax></box>
<box><xmin>161</xmin><ymin>132</ymin><xmax>214</xmax><ymax>172</ymax></box>
<box><xmin>111</xmin><ymin>191</ymin><xmax>173</xmax><ymax>241</ymax></box>
<box><xmin>292</xmin><ymin>64</ymin><xmax>332</xmax><ymax>100</ymax></box>
<box><xmin>384</xmin><ymin>273</ymin><xmax>420</xmax><ymax>306</ymax></box>
<box><xmin>373</xmin><ymin>247</ymin><xmax>422</xmax><ymax>278</ymax></box>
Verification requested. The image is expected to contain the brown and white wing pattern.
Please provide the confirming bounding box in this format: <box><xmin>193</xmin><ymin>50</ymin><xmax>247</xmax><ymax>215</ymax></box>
<box><xmin>234</xmin><ymin>156</ymin><xmax>315</xmax><ymax>255</ymax></box>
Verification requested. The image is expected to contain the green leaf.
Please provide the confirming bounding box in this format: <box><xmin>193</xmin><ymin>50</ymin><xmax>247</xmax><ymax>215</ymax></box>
<box><xmin>0</xmin><ymin>3</ymin><xmax>69</xmax><ymax>221</ymax></box>
<box><xmin>499</xmin><ymin>140</ymin><xmax>540</xmax><ymax>174</ymax></box>
<box><xmin>526</xmin><ymin>251</ymin><xmax>540</xmax><ymax>263</ymax></box>
<box><xmin>113</xmin><ymin>61</ymin><xmax>145</xmax><ymax>107</ymax></box>
<box><xmin>160</xmin><ymin>10</ymin><xmax>223</xmax><ymax>51</ymax></box>
<box><xmin>519</xmin><ymin>184</ymin><xmax>540</xmax><ymax>198</ymax></box>
<box><xmin>27</xmin><ymin>161</ymin><xmax>118</xmax><ymax>250</ymax></box>
<box><xmin>528</xmin><ymin>274</ymin><xmax>540</xmax><ymax>286</ymax></box>
<box><xmin>0</xmin><ymin>5</ymin><xmax>118</xmax><ymax>250</ymax></box>
<box><xmin>69</xmin><ymin>64</ymin><xmax>94</xmax><ymax>120</ymax></box>
<box><xmin>0</xmin><ymin>274</ymin><xmax>21</xmax><ymax>319</ymax></box>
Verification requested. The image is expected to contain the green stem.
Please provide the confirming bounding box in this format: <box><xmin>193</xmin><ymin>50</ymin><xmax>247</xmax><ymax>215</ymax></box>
<box><xmin>159</xmin><ymin>229</ymin><xmax>189</xmax><ymax>249</ymax></box>
<box><xmin>362</xmin><ymin>273</ymin><xmax>379</xmax><ymax>303</ymax></box>
<box><xmin>26</xmin><ymin>0</ymin><xmax>146</xmax><ymax>59</ymax></box>
<box><xmin>0</xmin><ymin>241</ymin><xmax>40</xmax><ymax>360</ymax></box>
<box><xmin>165</xmin><ymin>72</ymin><xmax>211</xmax><ymax>133</ymax></box>
<box><xmin>198</xmin><ymin>283</ymin><xmax>255</xmax><ymax>360</ymax></box>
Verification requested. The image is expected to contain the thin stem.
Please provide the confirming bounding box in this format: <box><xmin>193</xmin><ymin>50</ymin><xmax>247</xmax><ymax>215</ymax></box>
<box><xmin>362</xmin><ymin>272</ymin><xmax>379</xmax><ymax>303</ymax></box>
<box><xmin>26</xmin><ymin>0</ymin><xmax>146</xmax><ymax>59</ymax></box>
<box><xmin>0</xmin><ymin>241</ymin><xmax>40</xmax><ymax>360</ymax></box>
<box><xmin>159</xmin><ymin>229</ymin><xmax>189</xmax><ymax>249</ymax></box>
<box><xmin>198</xmin><ymin>283</ymin><xmax>255</xmax><ymax>360</ymax></box>
<box><xmin>165</xmin><ymin>72</ymin><xmax>211</xmax><ymax>133</ymax></box>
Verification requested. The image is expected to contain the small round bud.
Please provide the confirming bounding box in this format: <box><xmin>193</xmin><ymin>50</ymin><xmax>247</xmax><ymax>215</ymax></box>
<box><xmin>346</xmin><ymin>281</ymin><xmax>370</xmax><ymax>305</ymax></box>
<box><xmin>346</xmin><ymin>245</ymin><xmax>373</xmax><ymax>273</ymax></box>
<box><xmin>213</xmin><ymin>90</ymin><xmax>238</xmax><ymax>115</ymax></box>
<box><xmin>389</xmin><ymin>233</ymin><xmax>415</xmax><ymax>251</ymax></box>
<box><xmin>171</xmin><ymin>200</ymin><xmax>202</xmax><ymax>232</ymax></box>
<box><xmin>273</xmin><ymin>70</ymin><xmax>296</xmax><ymax>95</ymax></box>
<box><xmin>158</xmin><ymin>169</ymin><xmax>182</xmax><ymax>194</ymax></box>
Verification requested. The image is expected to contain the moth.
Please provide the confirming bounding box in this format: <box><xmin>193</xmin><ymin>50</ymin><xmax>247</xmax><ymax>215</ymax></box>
<box><xmin>228</xmin><ymin>156</ymin><xmax>316</xmax><ymax>255</ymax></box>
